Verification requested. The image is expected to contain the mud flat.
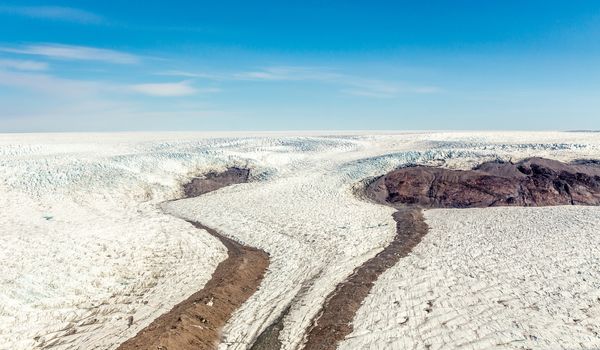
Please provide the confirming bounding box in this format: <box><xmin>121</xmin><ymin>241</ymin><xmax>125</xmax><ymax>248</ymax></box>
<box><xmin>303</xmin><ymin>157</ymin><xmax>600</xmax><ymax>350</ymax></box>
<box><xmin>118</xmin><ymin>168</ymin><xmax>268</xmax><ymax>350</ymax></box>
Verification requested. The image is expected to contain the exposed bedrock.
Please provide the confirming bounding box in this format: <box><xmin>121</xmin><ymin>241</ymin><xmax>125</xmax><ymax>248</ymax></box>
<box><xmin>303</xmin><ymin>157</ymin><xmax>600</xmax><ymax>350</ymax></box>
<box><xmin>371</xmin><ymin>157</ymin><xmax>600</xmax><ymax>208</ymax></box>
<box><xmin>120</xmin><ymin>159</ymin><xmax>600</xmax><ymax>350</ymax></box>
<box><xmin>183</xmin><ymin>167</ymin><xmax>250</xmax><ymax>198</ymax></box>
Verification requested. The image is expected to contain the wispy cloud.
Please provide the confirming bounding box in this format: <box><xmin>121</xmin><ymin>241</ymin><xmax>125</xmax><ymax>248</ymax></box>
<box><xmin>0</xmin><ymin>59</ymin><xmax>48</xmax><ymax>71</ymax></box>
<box><xmin>0</xmin><ymin>69</ymin><xmax>102</xmax><ymax>96</ymax></box>
<box><xmin>0</xmin><ymin>5</ymin><xmax>102</xmax><ymax>24</ymax></box>
<box><xmin>158</xmin><ymin>70</ymin><xmax>226</xmax><ymax>80</ymax></box>
<box><xmin>0</xmin><ymin>105</ymin><xmax>226</xmax><ymax>132</ymax></box>
<box><xmin>129</xmin><ymin>81</ymin><xmax>200</xmax><ymax>97</ymax></box>
<box><xmin>0</xmin><ymin>43</ymin><xmax>139</xmax><ymax>64</ymax></box>
<box><xmin>161</xmin><ymin>66</ymin><xmax>440</xmax><ymax>98</ymax></box>
<box><xmin>0</xmin><ymin>68</ymin><xmax>215</xmax><ymax>100</ymax></box>
<box><xmin>161</xmin><ymin>66</ymin><xmax>342</xmax><ymax>82</ymax></box>
<box><xmin>233</xmin><ymin>66</ymin><xmax>343</xmax><ymax>82</ymax></box>
<box><xmin>340</xmin><ymin>88</ymin><xmax>396</xmax><ymax>98</ymax></box>
<box><xmin>341</xmin><ymin>79</ymin><xmax>441</xmax><ymax>98</ymax></box>
<box><xmin>0</xmin><ymin>69</ymin><xmax>222</xmax><ymax>131</ymax></box>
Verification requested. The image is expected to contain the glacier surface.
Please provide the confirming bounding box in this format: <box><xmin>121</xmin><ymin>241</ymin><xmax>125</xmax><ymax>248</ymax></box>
<box><xmin>1</xmin><ymin>131</ymin><xmax>599</xmax><ymax>349</ymax></box>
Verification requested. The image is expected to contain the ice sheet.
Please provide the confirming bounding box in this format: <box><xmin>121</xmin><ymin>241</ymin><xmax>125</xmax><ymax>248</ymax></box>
<box><xmin>340</xmin><ymin>206</ymin><xmax>600</xmax><ymax>350</ymax></box>
<box><xmin>1</xmin><ymin>131</ymin><xmax>599</xmax><ymax>349</ymax></box>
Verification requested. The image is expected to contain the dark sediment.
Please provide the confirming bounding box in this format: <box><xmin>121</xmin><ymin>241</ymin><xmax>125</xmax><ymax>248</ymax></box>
<box><xmin>250</xmin><ymin>268</ymin><xmax>325</xmax><ymax>350</ymax></box>
<box><xmin>248</xmin><ymin>307</ymin><xmax>289</xmax><ymax>350</ymax></box>
<box><xmin>118</xmin><ymin>168</ymin><xmax>269</xmax><ymax>350</ymax></box>
<box><xmin>303</xmin><ymin>209</ymin><xmax>427</xmax><ymax>350</ymax></box>
<box><xmin>303</xmin><ymin>157</ymin><xmax>600</xmax><ymax>350</ymax></box>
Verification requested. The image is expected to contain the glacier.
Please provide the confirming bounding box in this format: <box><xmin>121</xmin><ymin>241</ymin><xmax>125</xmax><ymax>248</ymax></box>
<box><xmin>1</xmin><ymin>131</ymin><xmax>600</xmax><ymax>349</ymax></box>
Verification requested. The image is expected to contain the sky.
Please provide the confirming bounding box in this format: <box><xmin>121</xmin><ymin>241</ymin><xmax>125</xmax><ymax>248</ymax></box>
<box><xmin>0</xmin><ymin>1</ymin><xmax>599</xmax><ymax>132</ymax></box>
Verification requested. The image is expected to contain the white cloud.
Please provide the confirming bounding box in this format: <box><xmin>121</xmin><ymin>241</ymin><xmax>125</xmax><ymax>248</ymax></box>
<box><xmin>0</xmin><ymin>69</ymin><xmax>102</xmax><ymax>96</ymax></box>
<box><xmin>342</xmin><ymin>79</ymin><xmax>441</xmax><ymax>98</ymax></box>
<box><xmin>0</xmin><ymin>5</ymin><xmax>102</xmax><ymax>24</ymax></box>
<box><xmin>160</xmin><ymin>66</ymin><xmax>342</xmax><ymax>82</ymax></box>
<box><xmin>412</xmin><ymin>86</ymin><xmax>441</xmax><ymax>94</ymax></box>
<box><xmin>236</xmin><ymin>66</ymin><xmax>442</xmax><ymax>97</ymax></box>
<box><xmin>160</xmin><ymin>66</ymin><xmax>441</xmax><ymax>98</ymax></box>
<box><xmin>0</xmin><ymin>70</ymin><xmax>214</xmax><ymax>100</ymax></box>
<box><xmin>0</xmin><ymin>106</ymin><xmax>225</xmax><ymax>132</ymax></box>
<box><xmin>129</xmin><ymin>81</ymin><xmax>199</xmax><ymax>97</ymax></box>
<box><xmin>233</xmin><ymin>66</ymin><xmax>343</xmax><ymax>82</ymax></box>
<box><xmin>0</xmin><ymin>44</ymin><xmax>139</xmax><ymax>64</ymax></box>
<box><xmin>0</xmin><ymin>59</ymin><xmax>48</xmax><ymax>71</ymax></box>
<box><xmin>158</xmin><ymin>70</ymin><xmax>220</xmax><ymax>79</ymax></box>
<box><xmin>0</xmin><ymin>71</ymin><xmax>221</xmax><ymax>131</ymax></box>
<box><xmin>340</xmin><ymin>88</ymin><xmax>395</xmax><ymax>98</ymax></box>
<box><xmin>341</xmin><ymin>79</ymin><xmax>399</xmax><ymax>98</ymax></box>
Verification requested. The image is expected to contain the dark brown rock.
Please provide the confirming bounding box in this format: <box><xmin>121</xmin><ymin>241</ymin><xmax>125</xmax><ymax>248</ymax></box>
<box><xmin>305</xmin><ymin>157</ymin><xmax>600</xmax><ymax>350</ymax></box>
<box><xmin>183</xmin><ymin>167</ymin><xmax>250</xmax><ymax>198</ymax></box>
<box><xmin>375</xmin><ymin>157</ymin><xmax>600</xmax><ymax>208</ymax></box>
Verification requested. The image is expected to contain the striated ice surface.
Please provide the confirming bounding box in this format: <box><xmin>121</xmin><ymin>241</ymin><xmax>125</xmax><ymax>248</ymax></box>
<box><xmin>340</xmin><ymin>207</ymin><xmax>600</xmax><ymax>350</ymax></box>
<box><xmin>1</xmin><ymin>131</ymin><xmax>600</xmax><ymax>349</ymax></box>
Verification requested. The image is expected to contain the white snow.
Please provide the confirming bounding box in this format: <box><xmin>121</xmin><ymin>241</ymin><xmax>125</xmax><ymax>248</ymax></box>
<box><xmin>340</xmin><ymin>206</ymin><xmax>600</xmax><ymax>350</ymax></box>
<box><xmin>1</xmin><ymin>131</ymin><xmax>600</xmax><ymax>350</ymax></box>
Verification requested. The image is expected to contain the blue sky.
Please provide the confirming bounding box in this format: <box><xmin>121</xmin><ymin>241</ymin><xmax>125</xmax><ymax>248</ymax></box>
<box><xmin>0</xmin><ymin>1</ymin><xmax>599</xmax><ymax>132</ymax></box>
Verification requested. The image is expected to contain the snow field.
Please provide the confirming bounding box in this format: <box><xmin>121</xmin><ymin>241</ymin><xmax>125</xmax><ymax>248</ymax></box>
<box><xmin>340</xmin><ymin>206</ymin><xmax>600</xmax><ymax>350</ymax></box>
<box><xmin>1</xmin><ymin>131</ymin><xmax>600</xmax><ymax>349</ymax></box>
<box><xmin>0</xmin><ymin>168</ymin><xmax>228</xmax><ymax>349</ymax></box>
<box><xmin>0</xmin><ymin>133</ymin><xmax>368</xmax><ymax>349</ymax></box>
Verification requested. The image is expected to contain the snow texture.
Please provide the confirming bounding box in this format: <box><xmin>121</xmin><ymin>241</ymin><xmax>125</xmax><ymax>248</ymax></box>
<box><xmin>1</xmin><ymin>131</ymin><xmax>600</xmax><ymax>349</ymax></box>
<box><xmin>341</xmin><ymin>206</ymin><xmax>600</xmax><ymax>350</ymax></box>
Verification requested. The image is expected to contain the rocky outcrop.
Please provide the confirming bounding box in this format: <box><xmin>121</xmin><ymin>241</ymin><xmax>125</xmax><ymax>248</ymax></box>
<box><xmin>183</xmin><ymin>167</ymin><xmax>250</xmax><ymax>198</ymax></box>
<box><xmin>371</xmin><ymin>158</ymin><xmax>600</xmax><ymax>208</ymax></box>
<box><xmin>304</xmin><ymin>157</ymin><xmax>600</xmax><ymax>350</ymax></box>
